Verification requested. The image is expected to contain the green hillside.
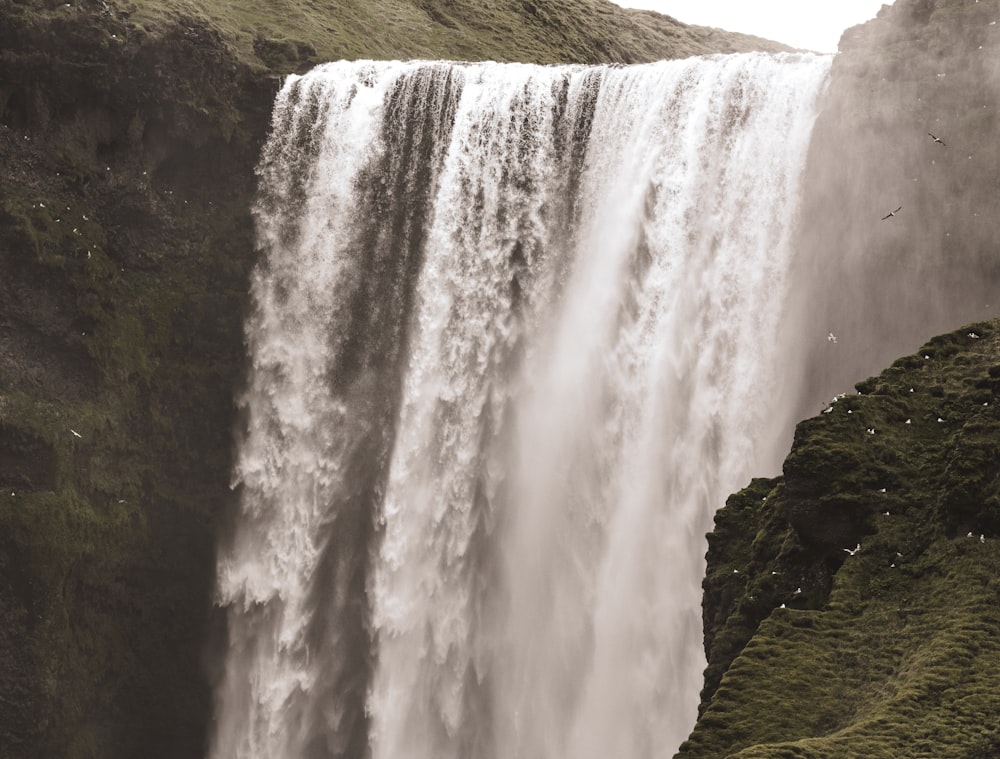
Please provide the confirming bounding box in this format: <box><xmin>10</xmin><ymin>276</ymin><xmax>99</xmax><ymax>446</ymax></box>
<box><xmin>681</xmin><ymin>320</ymin><xmax>1000</xmax><ymax>758</ymax></box>
<box><xmin>13</xmin><ymin>0</ymin><xmax>789</xmax><ymax>76</ymax></box>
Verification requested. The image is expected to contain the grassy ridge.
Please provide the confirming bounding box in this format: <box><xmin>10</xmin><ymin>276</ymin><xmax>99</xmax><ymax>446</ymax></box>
<box><xmin>108</xmin><ymin>0</ymin><xmax>789</xmax><ymax>69</ymax></box>
<box><xmin>0</xmin><ymin>1</ymin><xmax>786</xmax><ymax>757</ymax></box>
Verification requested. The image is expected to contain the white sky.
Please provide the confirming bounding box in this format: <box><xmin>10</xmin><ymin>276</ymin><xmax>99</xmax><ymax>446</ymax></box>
<box><xmin>610</xmin><ymin>1</ymin><xmax>892</xmax><ymax>53</ymax></box>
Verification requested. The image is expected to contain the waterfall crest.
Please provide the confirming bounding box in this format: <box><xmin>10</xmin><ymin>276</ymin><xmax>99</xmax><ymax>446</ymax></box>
<box><xmin>211</xmin><ymin>53</ymin><xmax>831</xmax><ymax>759</ymax></box>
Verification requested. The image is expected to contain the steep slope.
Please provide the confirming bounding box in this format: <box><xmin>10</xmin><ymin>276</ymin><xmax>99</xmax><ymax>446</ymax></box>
<box><xmin>679</xmin><ymin>320</ymin><xmax>1000</xmax><ymax>758</ymax></box>
<box><xmin>0</xmin><ymin>1</ymin><xmax>786</xmax><ymax>758</ymax></box>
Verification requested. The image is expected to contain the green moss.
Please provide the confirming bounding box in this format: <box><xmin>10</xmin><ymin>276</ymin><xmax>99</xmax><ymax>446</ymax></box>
<box><xmin>682</xmin><ymin>321</ymin><xmax>1000</xmax><ymax>758</ymax></box>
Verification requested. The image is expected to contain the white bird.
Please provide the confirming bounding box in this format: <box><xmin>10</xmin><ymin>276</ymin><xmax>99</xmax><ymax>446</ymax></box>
<box><xmin>981</xmin><ymin>534</ymin><xmax>986</xmax><ymax>543</ymax></box>
<box><xmin>794</xmin><ymin>587</ymin><xmax>803</xmax><ymax>595</ymax></box>
<box><xmin>881</xmin><ymin>205</ymin><xmax>902</xmax><ymax>220</ymax></box>
<box><xmin>969</xmin><ymin>332</ymin><xmax>981</xmax><ymax>339</ymax></box>
<box><xmin>844</xmin><ymin>543</ymin><xmax>861</xmax><ymax>556</ymax></box>
<box><xmin>879</xmin><ymin>488</ymin><xmax>887</xmax><ymax>493</ymax></box>
<box><xmin>905</xmin><ymin>419</ymin><xmax>912</xmax><ymax>424</ymax></box>
<box><xmin>827</xmin><ymin>332</ymin><xmax>837</xmax><ymax>343</ymax></box>
<box><xmin>867</xmin><ymin>427</ymin><xmax>876</xmax><ymax>435</ymax></box>
<box><xmin>70</xmin><ymin>429</ymin><xmax>82</xmax><ymax>438</ymax></box>
<box><xmin>927</xmin><ymin>132</ymin><xmax>947</xmax><ymax>146</ymax></box>
<box><xmin>937</xmin><ymin>417</ymin><xmax>945</xmax><ymax>423</ymax></box>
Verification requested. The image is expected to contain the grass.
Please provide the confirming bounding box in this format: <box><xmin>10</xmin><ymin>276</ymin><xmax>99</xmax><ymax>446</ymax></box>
<box><xmin>96</xmin><ymin>0</ymin><xmax>789</xmax><ymax>71</ymax></box>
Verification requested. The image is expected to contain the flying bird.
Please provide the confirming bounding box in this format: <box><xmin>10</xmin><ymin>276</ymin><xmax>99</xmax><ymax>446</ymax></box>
<box><xmin>844</xmin><ymin>543</ymin><xmax>861</xmax><ymax>556</ymax></box>
<box><xmin>70</xmin><ymin>429</ymin><xmax>82</xmax><ymax>438</ymax></box>
<box><xmin>881</xmin><ymin>206</ymin><xmax>902</xmax><ymax>220</ymax></box>
<box><xmin>927</xmin><ymin>132</ymin><xmax>946</xmax><ymax>146</ymax></box>
<box><xmin>827</xmin><ymin>332</ymin><xmax>837</xmax><ymax>343</ymax></box>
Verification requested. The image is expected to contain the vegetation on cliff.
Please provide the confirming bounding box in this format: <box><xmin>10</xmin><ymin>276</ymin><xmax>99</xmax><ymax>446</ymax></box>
<box><xmin>114</xmin><ymin>0</ymin><xmax>789</xmax><ymax>69</ymax></box>
<box><xmin>680</xmin><ymin>321</ymin><xmax>1000</xmax><ymax>758</ymax></box>
<box><xmin>0</xmin><ymin>1</ymin><xmax>270</xmax><ymax>755</ymax></box>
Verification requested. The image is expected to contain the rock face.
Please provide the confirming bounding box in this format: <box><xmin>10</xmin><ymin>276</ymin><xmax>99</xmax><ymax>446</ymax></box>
<box><xmin>680</xmin><ymin>321</ymin><xmax>1000</xmax><ymax>758</ymax></box>
<box><xmin>781</xmin><ymin>0</ymin><xmax>1000</xmax><ymax>429</ymax></box>
<box><xmin>0</xmin><ymin>1</ymin><xmax>786</xmax><ymax>757</ymax></box>
<box><xmin>0</xmin><ymin>3</ymin><xmax>272</xmax><ymax>757</ymax></box>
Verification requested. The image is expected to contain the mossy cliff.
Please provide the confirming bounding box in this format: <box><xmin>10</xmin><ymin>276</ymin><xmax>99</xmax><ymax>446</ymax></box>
<box><xmin>0</xmin><ymin>1</ymin><xmax>785</xmax><ymax>757</ymax></box>
<box><xmin>680</xmin><ymin>321</ymin><xmax>1000</xmax><ymax>758</ymax></box>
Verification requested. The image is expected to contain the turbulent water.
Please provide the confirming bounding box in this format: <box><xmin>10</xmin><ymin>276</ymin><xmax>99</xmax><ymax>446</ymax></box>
<box><xmin>211</xmin><ymin>54</ymin><xmax>831</xmax><ymax>759</ymax></box>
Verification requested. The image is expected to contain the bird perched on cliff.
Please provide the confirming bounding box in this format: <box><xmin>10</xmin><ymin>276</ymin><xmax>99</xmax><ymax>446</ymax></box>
<box><xmin>881</xmin><ymin>206</ymin><xmax>902</xmax><ymax>220</ymax></box>
<box><xmin>927</xmin><ymin>132</ymin><xmax>946</xmax><ymax>146</ymax></box>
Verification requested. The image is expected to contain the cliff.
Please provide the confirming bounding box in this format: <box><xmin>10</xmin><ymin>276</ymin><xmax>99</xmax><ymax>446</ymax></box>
<box><xmin>680</xmin><ymin>320</ymin><xmax>1000</xmax><ymax>757</ymax></box>
<box><xmin>0</xmin><ymin>1</ymin><xmax>786</xmax><ymax>757</ymax></box>
<box><xmin>682</xmin><ymin>0</ymin><xmax>1000</xmax><ymax>755</ymax></box>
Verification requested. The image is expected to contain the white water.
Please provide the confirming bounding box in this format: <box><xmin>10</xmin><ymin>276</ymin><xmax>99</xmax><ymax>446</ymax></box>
<box><xmin>211</xmin><ymin>53</ymin><xmax>831</xmax><ymax>759</ymax></box>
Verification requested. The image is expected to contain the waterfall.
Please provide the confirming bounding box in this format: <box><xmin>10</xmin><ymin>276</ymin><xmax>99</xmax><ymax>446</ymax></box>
<box><xmin>210</xmin><ymin>53</ymin><xmax>831</xmax><ymax>759</ymax></box>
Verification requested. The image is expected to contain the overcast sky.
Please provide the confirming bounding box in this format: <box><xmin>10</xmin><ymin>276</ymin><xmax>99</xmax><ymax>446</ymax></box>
<box><xmin>610</xmin><ymin>0</ymin><xmax>891</xmax><ymax>53</ymax></box>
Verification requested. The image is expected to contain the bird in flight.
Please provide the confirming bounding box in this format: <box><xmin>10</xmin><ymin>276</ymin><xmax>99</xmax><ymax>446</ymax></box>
<box><xmin>927</xmin><ymin>132</ymin><xmax>946</xmax><ymax>146</ymax></box>
<box><xmin>881</xmin><ymin>206</ymin><xmax>902</xmax><ymax>220</ymax></box>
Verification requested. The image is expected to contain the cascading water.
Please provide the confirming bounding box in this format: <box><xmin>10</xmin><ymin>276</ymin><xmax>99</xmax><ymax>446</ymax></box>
<box><xmin>211</xmin><ymin>53</ymin><xmax>831</xmax><ymax>759</ymax></box>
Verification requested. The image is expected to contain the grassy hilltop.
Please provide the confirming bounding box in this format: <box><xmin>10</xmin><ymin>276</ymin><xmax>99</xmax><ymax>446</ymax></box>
<box><xmin>108</xmin><ymin>0</ymin><xmax>790</xmax><ymax>67</ymax></box>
